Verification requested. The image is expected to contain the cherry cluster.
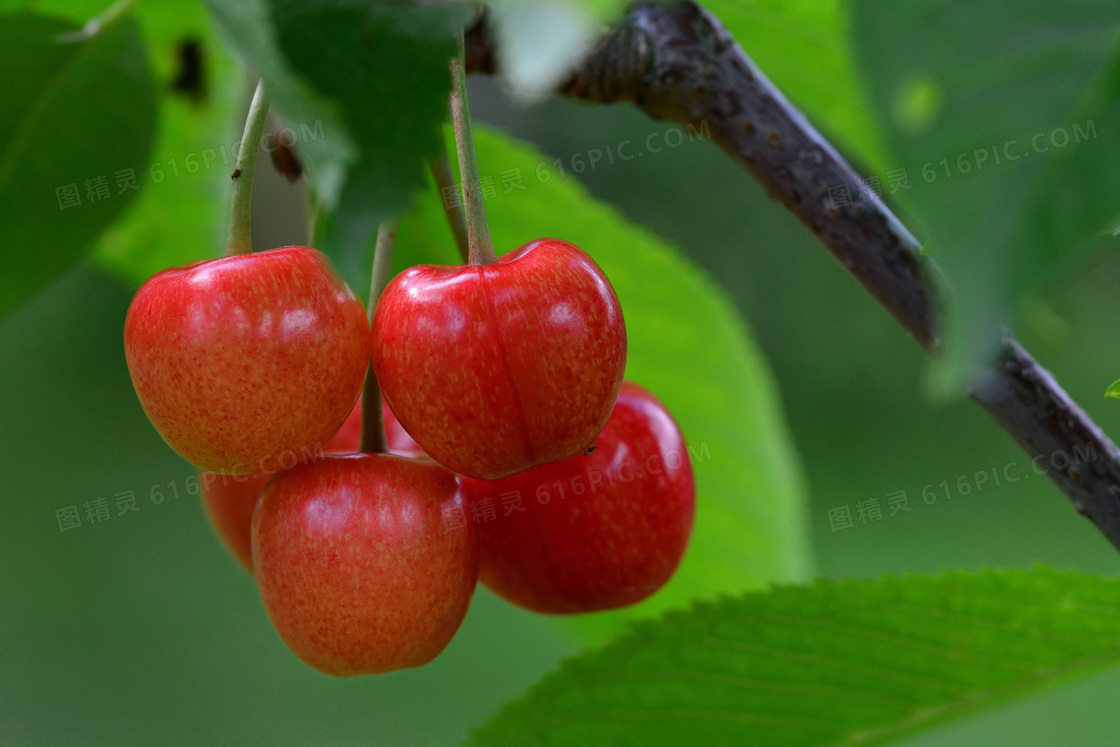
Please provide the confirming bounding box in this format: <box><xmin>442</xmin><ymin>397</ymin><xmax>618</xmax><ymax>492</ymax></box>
<box><xmin>124</xmin><ymin>237</ymin><xmax>694</xmax><ymax>676</ymax></box>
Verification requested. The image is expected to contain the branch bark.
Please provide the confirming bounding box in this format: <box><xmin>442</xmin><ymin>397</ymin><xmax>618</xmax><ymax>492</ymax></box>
<box><xmin>466</xmin><ymin>1</ymin><xmax>1120</xmax><ymax>550</ymax></box>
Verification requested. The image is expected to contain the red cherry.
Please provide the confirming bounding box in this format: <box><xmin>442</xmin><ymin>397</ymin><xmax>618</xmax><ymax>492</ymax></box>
<box><xmin>371</xmin><ymin>238</ymin><xmax>626</xmax><ymax>480</ymax></box>
<box><xmin>463</xmin><ymin>382</ymin><xmax>694</xmax><ymax>613</ymax></box>
<box><xmin>124</xmin><ymin>246</ymin><xmax>369</xmax><ymax>474</ymax></box>
<box><xmin>253</xmin><ymin>454</ymin><xmax>477</xmax><ymax>675</ymax></box>
<box><xmin>200</xmin><ymin>397</ymin><xmax>423</xmax><ymax>570</ymax></box>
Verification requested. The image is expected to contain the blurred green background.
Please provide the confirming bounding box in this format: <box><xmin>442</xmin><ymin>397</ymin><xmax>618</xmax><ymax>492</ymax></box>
<box><xmin>4</xmin><ymin>1</ymin><xmax>1120</xmax><ymax>745</ymax></box>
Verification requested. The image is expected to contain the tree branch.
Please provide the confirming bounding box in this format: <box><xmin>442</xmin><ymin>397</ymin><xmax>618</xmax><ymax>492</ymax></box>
<box><xmin>466</xmin><ymin>1</ymin><xmax>1120</xmax><ymax>551</ymax></box>
<box><xmin>969</xmin><ymin>336</ymin><xmax>1120</xmax><ymax>548</ymax></box>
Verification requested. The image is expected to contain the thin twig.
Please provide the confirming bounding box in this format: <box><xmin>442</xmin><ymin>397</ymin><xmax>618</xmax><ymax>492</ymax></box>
<box><xmin>429</xmin><ymin>155</ymin><xmax>471</xmax><ymax>262</ymax></box>
<box><xmin>451</xmin><ymin>33</ymin><xmax>497</xmax><ymax>265</ymax></box>
<box><xmin>225</xmin><ymin>80</ymin><xmax>270</xmax><ymax>256</ymax></box>
<box><xmin>360</xmin><ymin>220</ymin><xmax>398</xmax><ymax>455</ymax></box>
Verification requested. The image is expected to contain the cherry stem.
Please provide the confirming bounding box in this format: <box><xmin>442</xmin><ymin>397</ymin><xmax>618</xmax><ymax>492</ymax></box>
<box><xmin>449</xmin><ymin>34</ymin><xmax>496</xmax><ymax>266</ymax></box>
<box><xmin>429</xmin><ymin>152</ymin><xmax>470</xmax><ymax>262</ymax></box>
<box><xmin>224</xmin><ymin>80</ymin><xmax>271</xmax><ymax>257</ymax></box>
<box><xmin>359</xmin><ymin>220</ymin><xmax>398</xmax><ymax>455</ymax></box>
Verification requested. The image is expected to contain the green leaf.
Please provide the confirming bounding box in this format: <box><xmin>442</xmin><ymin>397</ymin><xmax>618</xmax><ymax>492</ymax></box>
<box><xmin>395</xmin><ymin>126</ymin><xmax>812</xmax><ymax>643</ymax></box>
<box><xmin>203</xmin><ymin>0</ymin><xmax>351</xmax><ymax>206</ymax></box>
<box><xmin>469</xmin><ymin>568</ymin><xmax>1120</xmax><ymax>746</ymax></box>
<box><xmin>850</xmin><ymin>0</ymin><xmax>1120</xmax><ymax>390</ymax></box>
<box><xmin>91</xmin><ymin>0</ymin><xmax>241</xmax><ymax>285</ymax></box>
<box><xmin>205</xmin><ymin>0</ymin><xmax>469</xmax><ymax>285</ymax></box>
<box><xmin>0</xmin><ymin>11</ymin><xmax>156</xmax><ymax>315</ymax></box>
<box><xmin>705</xmin><ymin>0</ymin><xmax>890</xmax><ymax>171</ymax></box>
<box><xmin>0</xmin><ymin>0</ymin><xmax>241</xmax><ymax>285</ymax></box>
<box><xmin>1107</xmin><ymin>379</ymin><xmax>1120</xmax><ymax>400</ymax></box>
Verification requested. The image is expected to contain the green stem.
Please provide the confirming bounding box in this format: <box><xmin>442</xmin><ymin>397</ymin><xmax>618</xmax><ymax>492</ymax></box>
<box><xmin>359</xmin><ymin>220</ymin><xmax>399</xmax><ymax>455</ymax></box>
<box><xmin>224</xmin><ymin>80</ymin><xmax>271</xmax><ymax>257</ymax></box>
<box><xmin>449</xmin><ymin>34</ymin><xmax>496</xmax><ymax>266</ymax></box>
<box><xmin>429</xmin><ymin>153</ymin><xmax>470</xmax><ymax>263</ymax></box>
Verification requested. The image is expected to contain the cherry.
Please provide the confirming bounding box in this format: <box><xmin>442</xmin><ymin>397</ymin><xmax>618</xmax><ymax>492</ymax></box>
<box><xmin>124</xmin><ymin>246</ymin><xmax>369</xmax><ymax>474</ymax></box>
<box><xmin>252</xmin><ymin>454</ymin><xmax>477</xmax><ymax>676</ymax></box>
<box><xmin>200</xmin><ymin>397</ymin><xmax>422</xmax><ymax>570</ymax></box>
<box><xmin>371</xmin><ymin>238</ymin><xmax>626</xmax><ymax>480</ymax></box>
<box><xmin>463</xmin><ymin>382</ymin><xmax>694</xmax><ymax>613</ymax></box>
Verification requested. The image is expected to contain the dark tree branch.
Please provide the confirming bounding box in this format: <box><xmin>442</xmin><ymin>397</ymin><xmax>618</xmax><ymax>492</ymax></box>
<box><xmin>466</xmin><ymin>1</ymin><xmax>1120</xmax><ymax>550</ymax></box>
<box><xmin>970</xmin><ymin>337</ymin><xmax>1120</xmax><ymax>548</ymax></box>
<box><xmin>471</xmin><ymin>2</ymin><xmax>937</xmax><ymax>350</ymax></box>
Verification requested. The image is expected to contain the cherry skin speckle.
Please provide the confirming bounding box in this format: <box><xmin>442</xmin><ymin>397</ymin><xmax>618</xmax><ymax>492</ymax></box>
<box><xmin>463</xmin><ymin>382</ymin><xmax>695</xmax><ymax>614</ymax></box>
<box><xmin>123</xmin><ymin>246</ymin><xmax>369</xmax><ymax>474</ymax></box>
<box><xmin>252</xmin><ymin>454</ymin><xmax>478</xmax><ymax>676</ymax></box>
<box><xmin>371</xmin><ymin>238</ymin><xmax>627</xmax><ymax>480</ymax></box>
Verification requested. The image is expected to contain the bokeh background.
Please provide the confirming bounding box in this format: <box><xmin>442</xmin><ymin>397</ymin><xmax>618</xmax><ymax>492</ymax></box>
<box><xmin>3</xmin><ymin>2</ymin><xmax>1120</xmax><ymax>745</ymax></box>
